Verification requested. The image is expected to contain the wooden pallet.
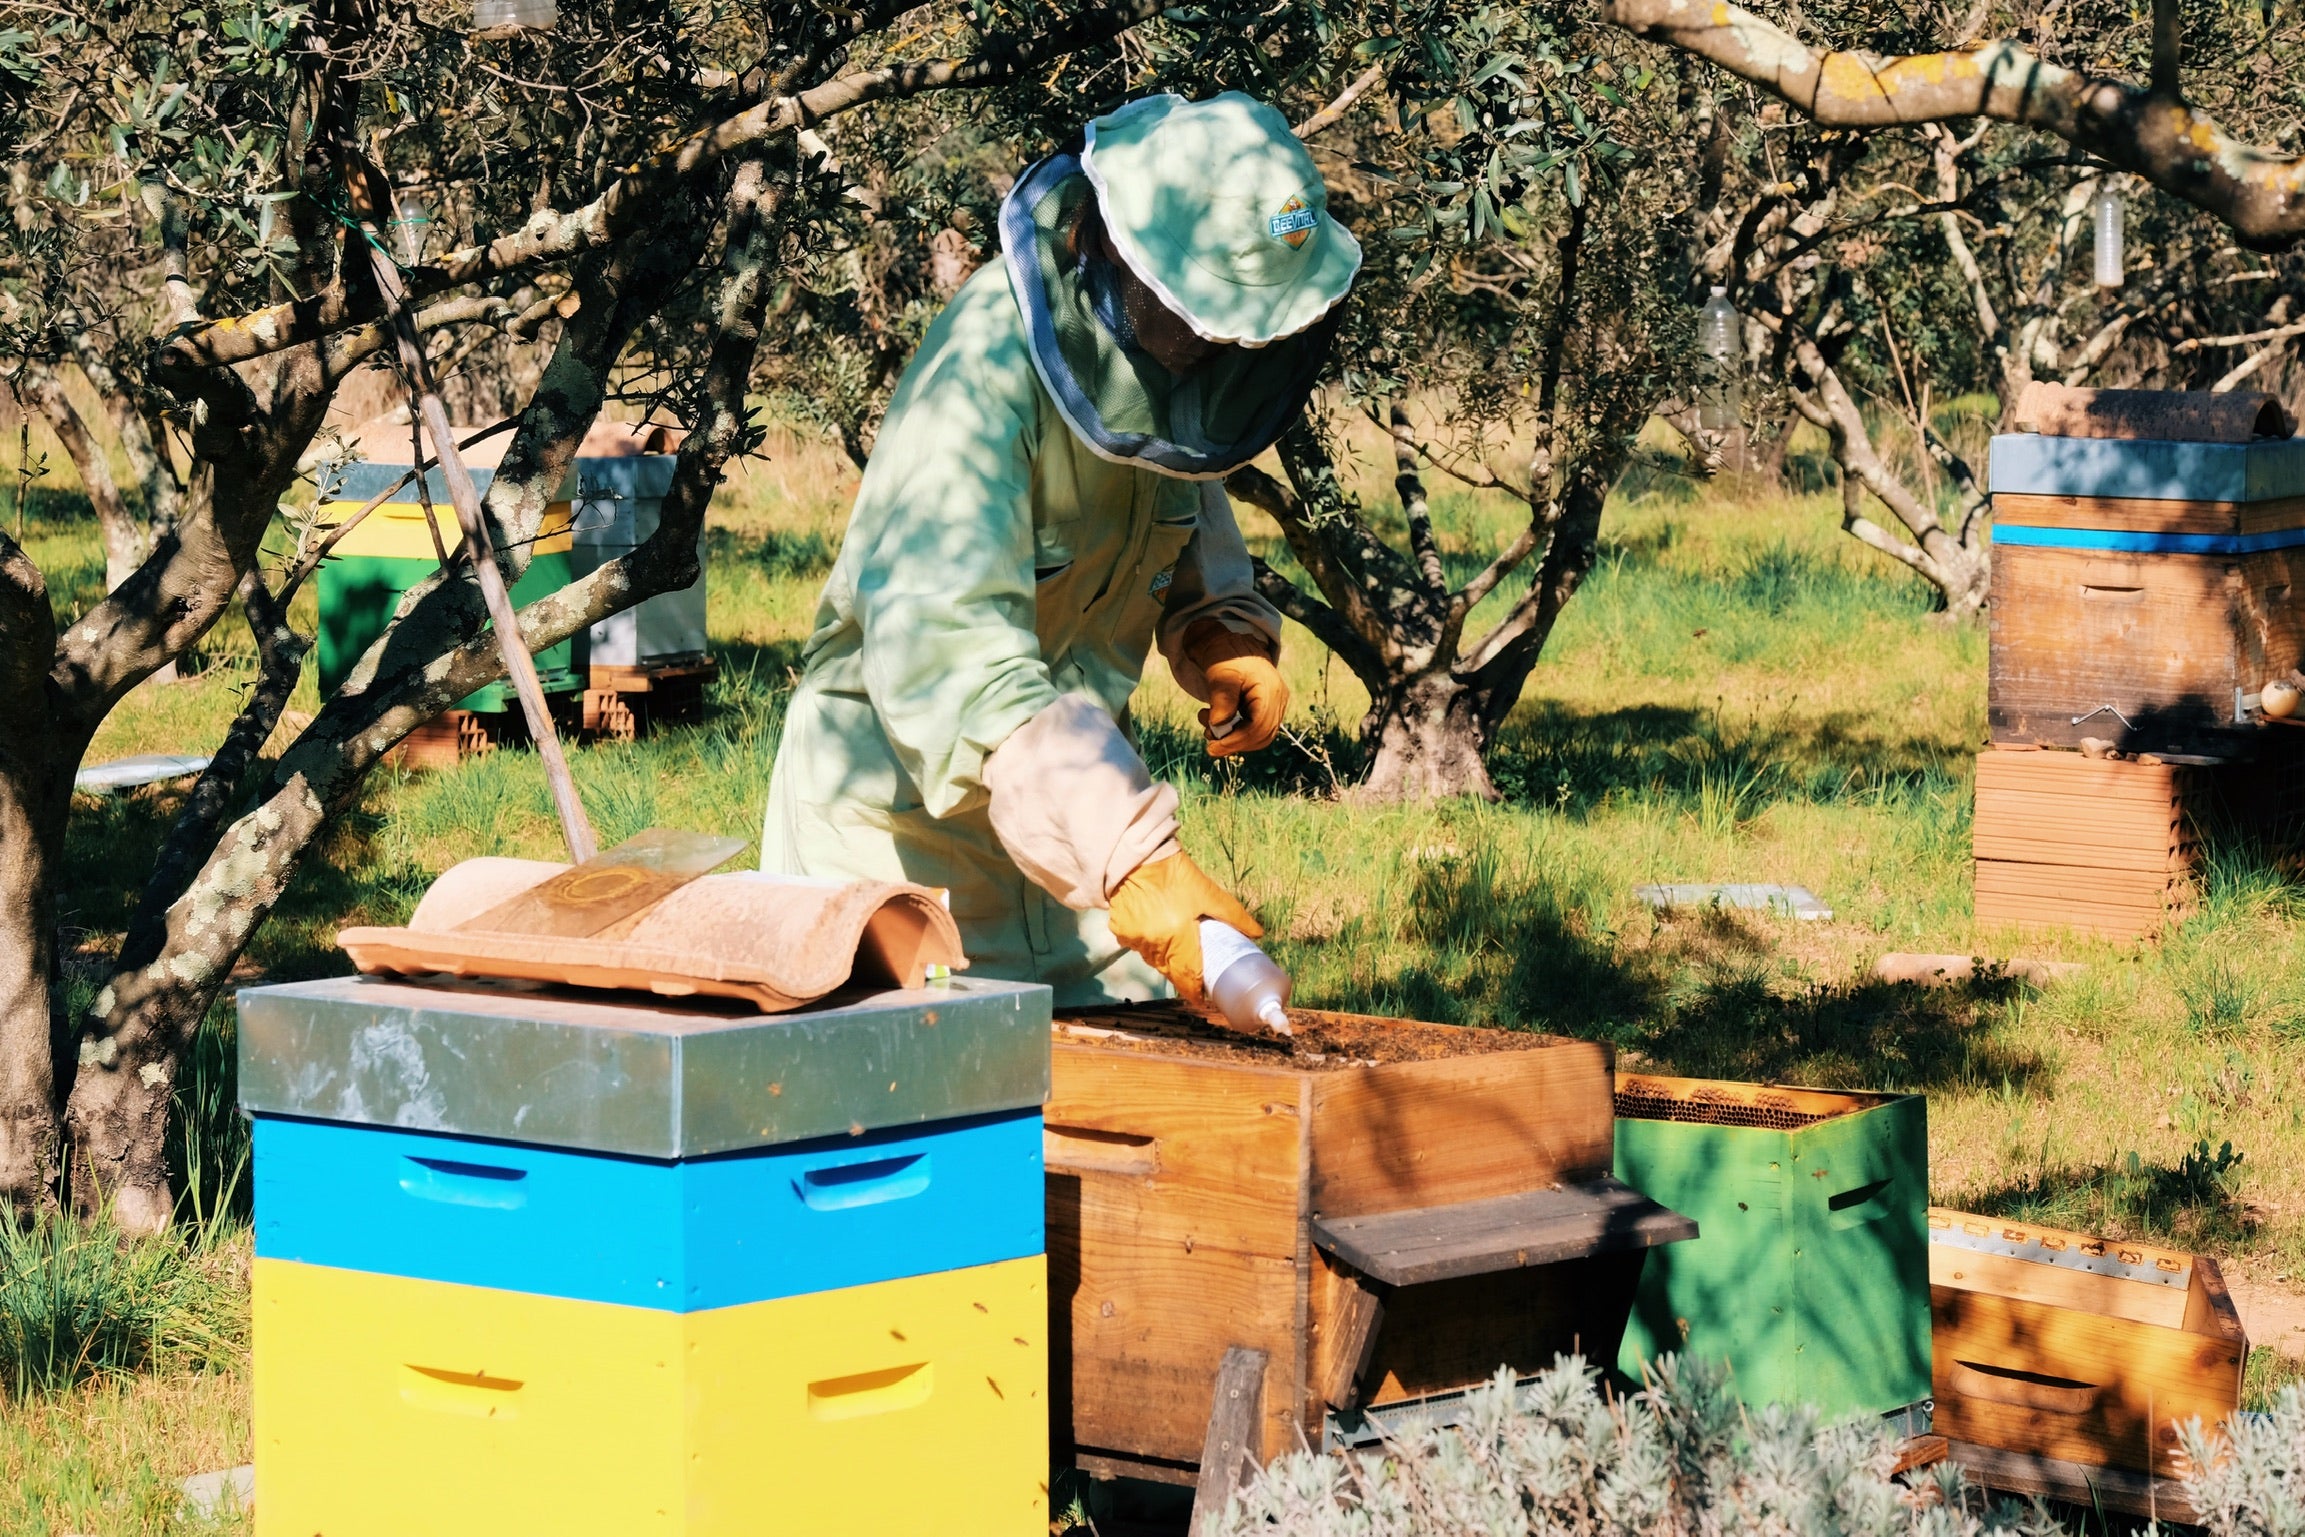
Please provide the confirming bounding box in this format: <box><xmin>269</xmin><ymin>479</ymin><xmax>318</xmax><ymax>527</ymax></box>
<box><xmin>581</xmin><ymin>655</ymin><xmax>717</xmax><ymax>742</ymax></box>
<box><xmin>1972</xmin><ymin>748</ymin><xmax>2200</xmax><ymax>940</ymax></box>
<box><xmin>1943</xmin><ymin>1439</ymin><xmax>2200</xmax><ymax>1524</ymax></box>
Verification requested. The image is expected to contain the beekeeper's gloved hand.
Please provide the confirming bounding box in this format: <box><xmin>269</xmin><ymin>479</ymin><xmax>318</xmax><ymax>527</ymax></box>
<box><xmin>1185</xmin><ymin>620</ymin><xmax>1288</xmax><ymax>758</ymax></box>
<box><xmin>1107</xmin><ymin>852</ymin><xmax>1263</xmax><ymax>1007</ymax></box>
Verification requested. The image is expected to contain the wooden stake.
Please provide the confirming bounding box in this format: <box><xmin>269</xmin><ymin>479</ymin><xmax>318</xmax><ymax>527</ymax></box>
<box><xmin>1189</xmin><ymin>1346</ymin><xmax>1267</xmax><ymax>1537</ymax></box>
<box><xmin>346</xmin><ymin>165</ymin><xmax>597</xmax><ymax>863</ymax></box>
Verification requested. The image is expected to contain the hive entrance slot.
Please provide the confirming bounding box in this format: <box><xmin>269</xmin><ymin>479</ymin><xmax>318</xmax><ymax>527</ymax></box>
<box><xmin>1044</xmin><ymin>1125</ymin><xmax>1158</xmax><ymax>1176</ymax></box>
<box><xmin>807</xmin><ymin>1362</ymin><xmax>933</xmax><ymax>1420</ymax></box>
<box><xmin>796</xmin><ymin>1154</ymin><xmax>931</xmax><ymax>1210</ymax></box>
<box><xmin>1950</xmin><ymin>1359</ymin><xmax>2100</xmax><ymax>1415</ymax></box>
<box><xmin>1828</xmin><ymin>1178</ymin><xmax>1891</xmax><ymax>1212</ymax></box>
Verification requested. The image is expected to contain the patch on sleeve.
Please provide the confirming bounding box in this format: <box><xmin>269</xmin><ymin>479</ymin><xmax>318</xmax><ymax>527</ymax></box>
<box><xmin>1148</xmin><ymin>566</ymin><xmax>1176</xmax><ymax>597</ymax></box>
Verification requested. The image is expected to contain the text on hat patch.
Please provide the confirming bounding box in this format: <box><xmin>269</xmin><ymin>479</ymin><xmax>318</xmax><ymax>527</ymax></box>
<box><xmin>1268</xmin><ymin>195</ymin><xmax>1317</xmax><ymax>249</ymax></box>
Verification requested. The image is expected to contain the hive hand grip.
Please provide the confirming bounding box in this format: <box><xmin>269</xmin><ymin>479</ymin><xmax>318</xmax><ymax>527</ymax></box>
<box><xmin>400</xmin><ymin>1155</ymin><xmax>530</xmax><ymax>1211</ymax></box>
<box><xmin>1825</xmin><ymin>1175</ymin><xmax>1893</xmax><ymax>1228</ymax></box>
<box><xmin>402</xmin><ymin>1364</ymin><xmax>526</xmax><ymax>1418</ymax></box>
<box><xmin>1043</xmin><ymin>1124</ymin><xmax>1158</xmax><ymax>1177</ymax></box>
<box><xmin>1950</xmin><ymin>1359</ymin><xmax>2100</xmax><ymax>1415</ymax></box>
<box><xmin>795</xmin><ymin>1153</ymin><xmax>930</xmax><ymax>1211</ymax></box>
<box><xmin>807</xmin><ymin>1362</ymin><xmax>933</xmax><ymax>1420</ymax></box>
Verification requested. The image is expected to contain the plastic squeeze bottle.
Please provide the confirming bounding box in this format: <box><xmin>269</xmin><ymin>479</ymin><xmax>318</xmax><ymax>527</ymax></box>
<box><xmin>1199</xmin><ymin>919</ymin><xmax>1293</xmax><ymax>1035</ymax></box>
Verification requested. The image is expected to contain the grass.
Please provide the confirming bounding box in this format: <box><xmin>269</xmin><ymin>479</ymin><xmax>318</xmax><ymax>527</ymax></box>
<box><xmin>13</xmin><ymin>404</ymin><xmax>2305</xmax><ymax>1514</ymax></box>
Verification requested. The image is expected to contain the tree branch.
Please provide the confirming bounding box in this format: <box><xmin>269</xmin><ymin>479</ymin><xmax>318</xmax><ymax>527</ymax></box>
<box><xmin>1390</xmin><ymin>405</ymin><xmax>1448</xmax><ymax>596</ymax></box>
<box><xmin>1250</xmin><ymin>556</ymin><xmax>1383</xmax><ymax>684</ymax></box>
<box><xmin>1604</xmin><ymin>0</ymin><xmax>2305</xmax><ymax>249</ymax></box>
<box><xmin>1295</xmin><ymin>64</ymin><xmax>1385</xmax><ymax>138</ymax></box>
<box><xmin>160</xmin><ymin>0</ymin><xmax>1181</xmax><ymax>372</ymax></box>
<box><xmin>1226</xmin><ymin>456</ymin><xmax>1413</xmax><ymax>666</ymax></box>
<box><xmin>115</xmin><ymin>573</ymin><xmax>308</xmax><ymax>974</ymax></box>
<box><xmin>2150</xmin><ymin>0</ymin><xmax>2181</xmax><ymax>99</ymax></box>
<box><xmin>2177</xmin><ymin>317</ymin><xmax>2305</xmax><ymax>353</ymax></box>
<box><xmin>1924</xmin><ymin>125</ymin><xmax>2002</xmax><ymax>346</ymax></box>
<box><xmin>17</xmin><ymin>362</ymin><xmax>143</xmax><ymax>590</ymax></box>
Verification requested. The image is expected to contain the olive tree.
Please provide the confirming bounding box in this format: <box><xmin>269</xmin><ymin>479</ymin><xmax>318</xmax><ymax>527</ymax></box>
<box><xmin>1619</xmin><ymin>0</ymin><xmax>2305</xmax><ymax>617</ymax></box>
<box><xmin>0</xmin><ymin>0</ymin><xmax>1220</xmax><ymax>1227</ymax></box>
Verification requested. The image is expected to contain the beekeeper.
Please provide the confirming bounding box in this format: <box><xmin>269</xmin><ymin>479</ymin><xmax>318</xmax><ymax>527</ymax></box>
<box><xmin>761</xmin><ymin>91</ymin><xmax>1360</xmax><ymax>1006</ymax></box>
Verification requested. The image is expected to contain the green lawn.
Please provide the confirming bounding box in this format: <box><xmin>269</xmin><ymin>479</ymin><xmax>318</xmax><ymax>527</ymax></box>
<box><xmin>10</xmin><ymin>412</ymin><xmax>2305</xmax><ymax>1529</ymax></box>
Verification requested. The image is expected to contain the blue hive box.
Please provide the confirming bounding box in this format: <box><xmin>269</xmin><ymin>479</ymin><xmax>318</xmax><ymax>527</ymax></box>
<box><xmin>238</xmin><ymin>974</ymin><xmax>1051</xmax><ymax>1308</ymax></box>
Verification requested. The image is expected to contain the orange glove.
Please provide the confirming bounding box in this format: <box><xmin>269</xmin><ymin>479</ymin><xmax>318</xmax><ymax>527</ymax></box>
<box><xmin>1107</xmin><ymin>851</ymin><xmax>1263</xmax><ymax>1007</ymax></box>
<box><xmin>1185</xmin><ymin>622</ymin><xmax>1288</xmax><ymax>758</ymax></box>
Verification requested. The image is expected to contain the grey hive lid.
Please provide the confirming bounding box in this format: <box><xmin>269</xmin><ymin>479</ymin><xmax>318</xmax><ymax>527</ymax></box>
<box><xmin>575</xmin><ymin>454</ymin><xmax>679</xmax><ymax>501</ymax></box>
<box><xmin>1990</xmin><ymin>434</ymin><xmax>2305</xmax><ymax>503</ymax></box>
<box><xmin>322</xmin><ymin>459</ymin><xmax>580</xmax><ymax>505</ymax></box>
<box><xmin>236</xmin><ymin>974</ymin><xmax>1050</xmax><ymax>1159</ymax></box>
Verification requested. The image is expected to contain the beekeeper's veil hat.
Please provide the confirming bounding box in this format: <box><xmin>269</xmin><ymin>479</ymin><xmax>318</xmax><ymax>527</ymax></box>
<box><xmin>1082</xmin><ymin>91</ymin><xmax>1361</xmax><ymax>346</ymax></box>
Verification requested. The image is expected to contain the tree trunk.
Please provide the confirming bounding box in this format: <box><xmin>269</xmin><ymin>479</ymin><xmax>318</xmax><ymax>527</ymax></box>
<box><xmin>1936</xmin><ymin>539</ymin><xmax>1991</xmax><ymax>620</ymax></box>
<box><xmin>19</xmin><ymin>365</ymin><xmax>146</xmax><ymax>591</ymax></box>
<box><xmin>0</xmin><ymin>760</ymin><xmax>61</xmax><ymax>1214</ymax></box>
<box><xmin>65</xmin><ymin>774</ymin><xmax>329</xmax><ymax>1232</ymax></box>
<box><xmin>0</xmin><ymin>521</ymin><xmax>61</xmax><ymax>1212</ymax></box>
<box><xmin>1359</xmin><ymin>669</ymin><xmax>1499</xmax><ymax>802</ymax></box>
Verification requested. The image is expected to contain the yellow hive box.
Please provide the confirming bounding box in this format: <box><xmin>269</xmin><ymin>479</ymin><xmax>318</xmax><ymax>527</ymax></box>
<box><xmin>254</xmin><ymin>1255</ymin><xmax>1048</xmax><ymax>1537</ymax></box>
<box><xmin>316</xmin><ymin>497</ymin><xmax>575</xmax><ymax>560</ymax></box>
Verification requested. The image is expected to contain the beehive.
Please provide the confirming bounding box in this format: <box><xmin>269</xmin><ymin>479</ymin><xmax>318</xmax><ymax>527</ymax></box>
<box><xmin>1613</xmin><ymin>1073</ymin><xmax>1931</xmax><ymax>1421</ymax></box>
<box><xmin>1930</xmin><ymin>1208</ymin><xmax>2247</xmax><ymax>1481</ymax></box>
<box><xmin>315</xmin><ymin>457</ymin><xmax>585</xmax><ymax>712</ymax></box>
<box><xmin>239</xmin><ymin>974</ymin><xmax>1053</xmax><ymax>1537</ymax></box>
<box><xmin>569</xmin><ymin>454</ymin><xmax>709</xmax><ymax>672</ymax></box>
<box><xmin>1988</xmin><ymin>430</ymin><xmax>2305</xmax><ymax>757</ymax></box>
<box><xmin>1047</xmin><ymin>1007</ymin><xmax>1692</xmax><ymax>1478</ymax></box>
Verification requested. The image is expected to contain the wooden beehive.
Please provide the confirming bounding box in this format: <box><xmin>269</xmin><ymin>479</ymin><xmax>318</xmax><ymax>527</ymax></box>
<box><xmin>1930</xmin><ymin>1208</ymin><xmax>2247</xmax><ymax>1483</ymax></box>
<box><xmin>1972</xmin><ymin>747</ymin><xmax>2200</xmax><ymax>940</ymax></box>
<box><xmin>1046</xmin><ymin>1006</ymin><xmax>1692</xmax><ymax>1479</ymax></box>
<box><xmin>1988</xmin><ymin>429</ymin><xmax>2305</xmax><ymax>758</ymax></box>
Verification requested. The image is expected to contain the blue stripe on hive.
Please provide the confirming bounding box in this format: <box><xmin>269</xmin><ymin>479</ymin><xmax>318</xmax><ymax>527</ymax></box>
<box><xmin>1991</xmin><ymin>524</ymin><xmax>2305</xmax><ymax>555</ymax></box>
<box><xmin>252</xmin><ymin>1109</ymin><xmax>1044</xmax><ymax>1311</ymax></box>
<box><xmin>1989</xmin><ymin>433</ymin><xmax>2305</xmax><ymax>503</ymax></box>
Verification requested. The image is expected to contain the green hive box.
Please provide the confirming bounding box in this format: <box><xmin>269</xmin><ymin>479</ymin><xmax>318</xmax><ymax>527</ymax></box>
<box><xmin>1613</xmin><ymin>1073</ymin><xmax>1929</xmax><ymax>1420</ymax></box>
<box><xmin>316</xmin><ymin>461</ymin><xmax>581</xmax><ymax>711</ymax></box>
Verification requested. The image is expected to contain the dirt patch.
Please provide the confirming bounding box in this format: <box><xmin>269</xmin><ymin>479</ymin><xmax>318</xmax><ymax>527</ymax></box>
<box><xmin>1053</xmin><ymin>1002</ymin><xmax>1569</xmax><ymax>1069</ymax></box>
<box><xmin>2228</xmin><ymin>1279</ymin><xmax>2305</xmax><ymax>1361</ymax></box>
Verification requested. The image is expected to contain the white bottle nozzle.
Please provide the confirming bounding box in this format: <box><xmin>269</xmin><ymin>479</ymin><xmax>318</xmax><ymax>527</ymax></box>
<box><xmin>1199</xmin><ymin>919</ymin><xmax>1293</xmax><ymax>1036</ymax></box>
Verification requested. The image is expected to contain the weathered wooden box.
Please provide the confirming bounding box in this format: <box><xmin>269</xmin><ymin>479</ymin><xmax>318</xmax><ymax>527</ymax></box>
<box><xmin>1046</xmin><ymin>1008</ymin><xmax>1692</xmax><ymax>1478</ymax></box>
<box><xmin>1614</xmin><ymin>1074</ymin><xmax>1931</xmax><ymax>1421</ymax></box>
<box><xmin>1930</xmin><ymin>1208</ymin><xmax>2247</xmax><ymax>1480</ymax></box>
<box><xmin>1972</xmin><ymin>747</ymin><xmax>2201</xmax><ymax>940</ymax></box>
<box><xmin>1988</xmin><ymin>431</ymin><xmax>2305</xmax><ymax>757</ymax></box>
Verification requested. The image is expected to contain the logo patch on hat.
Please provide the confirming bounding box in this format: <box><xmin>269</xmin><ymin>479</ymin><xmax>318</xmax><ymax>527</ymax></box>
<box><xmin>1268</xmin><ymin>195</ymin><xmax>1318</xmax><ymax>249</ymax></box>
